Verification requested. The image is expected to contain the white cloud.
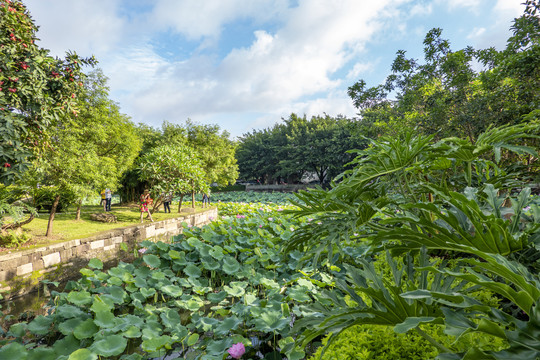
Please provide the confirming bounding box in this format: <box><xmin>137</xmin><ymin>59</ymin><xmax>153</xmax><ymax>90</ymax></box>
<box><xmin>442</xmin><ymin>0</ymin><xmax>483</xmax><ymax>11</ymax></box>
<box><xmin>494</xmin><ymin>0</ymin><xmax>524</xmax><ymax>18</ymax></box>
<box><xmin>467</xmin><ymin>27</ymin><xmax>486</xmax><ymax>39</ymax></box>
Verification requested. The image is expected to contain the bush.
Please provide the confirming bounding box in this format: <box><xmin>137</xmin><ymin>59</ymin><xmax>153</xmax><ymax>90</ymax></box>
<box><xmin>33</xmin><ymin>187</ymin><xmax>77</xmax><ymax>213</ymax></box>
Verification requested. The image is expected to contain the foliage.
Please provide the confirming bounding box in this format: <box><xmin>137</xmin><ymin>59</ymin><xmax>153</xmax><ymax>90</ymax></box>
<box><xmin>236</xmin><ymin>114</ymin><xmax>370</xmax><ymax>184</ymax></box>
<box><xmin>210</xmin><ymin>191</ymin><xmax>294</xmax><ymax>205</ymax></box>
<box><xmin>138</xmin><ymin>144</ymin><xmax>209</xmax><ymax>209</ymax></box>
<box><xmin>32</xmin><ymin>186</ymin><xmax>77</xmax><ymax>213</ymax></box>
<box><xmin>348</xmin><ymin>4</ymin><xmax>540</xmax><ymax>145</ymax></box>
<box><xmin>0</xmin><ymin>0</ymin><xmax>96</xmax><ymax>184</ymax></box>
<box><xmin>286</xmin><ymin>121</ymin><xmax>540</xmax><ymax>359</ymax></box>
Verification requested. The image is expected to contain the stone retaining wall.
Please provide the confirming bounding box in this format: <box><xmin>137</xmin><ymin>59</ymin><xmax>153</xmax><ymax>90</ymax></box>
<box><xmin>0</xmin><ymin>208</ymin><xmax>217</xmax><ymax>300</ymax></box>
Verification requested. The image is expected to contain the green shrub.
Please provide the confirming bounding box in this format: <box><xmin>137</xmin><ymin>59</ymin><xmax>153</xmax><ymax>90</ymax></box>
<box><xmin>0</xmin><ymin>229</ymin><xmax>31</xmax><ymax>248</ymax></box>
<box><xmin>308</xmin><ymin>325</ymin><xmax>439</xmax><ymax>360</ymax></box>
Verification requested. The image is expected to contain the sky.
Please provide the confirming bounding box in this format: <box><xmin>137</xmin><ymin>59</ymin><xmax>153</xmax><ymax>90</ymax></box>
<box><xmin>24</xmin><ymin>0</ymin><xmax>525</xmax><ymax>139</ymax></box>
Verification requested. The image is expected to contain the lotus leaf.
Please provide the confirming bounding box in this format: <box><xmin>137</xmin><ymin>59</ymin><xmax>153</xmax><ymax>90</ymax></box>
<box><xmin>89</xmin><ymin>335</ymin><xmax>127</xmax><ymax>357</ymax></box>
<box><xmin>28</xmin><ymin>315</ymin><xmax>53</xmax><ymax>335</ymax></box>
<box><xmin>53</xmin><ymin>334</ymin><xmax>81</xmax><ymax>356</ymax></box>
<box><xmin>214</xmin><ymin>316</ymin><xmax>242</xmax><ymax>336</ymax></box>
<box><xmin>73</xmin><ymin>319</ymin><xmax>98</xmax><ymax>339</ymax></box>
<box><xmin>186</xmin><ymin>237</ymin><xmax>202</xmax><ymax>248</ymax></box>
<box><xmin>184</xmin><ymin>264</ymin><xmax>202</xmax><ymax>277</ymax></box>
<box><xmin>67</xmin><ymin>291</ymin><xmax>92</xmax><ymax>306</ymax></box>
<box><xmin>27</xmin><ymin>347</ymin><xmax>57</xmax><ymax>360</ymax></box>
<box><xmin>88</xmin><ymin>258</ymin><xmax>103</xmax><ymax>270</ymax></box>
<box><xmin>187</xmin><ymin>333</ymin><xmax>199</xmax><ymax>346</ymax></box>
<box><xmin>59</xmin><ymin>318</ymin><xmax>83</xmax><ymax>336</ymax></box>
<box><xmin>209</xmin><ymin>245</ymin><xmax>224</xmax><ymax>260</ymax></box>
<box><xmin>160</xmin><ymin>308</ymin><xmax>182</xmax><ymax>328</ymax></box>
<box><xmin>162</xmin><ymin>285</ymin><xmax>183</xmax><ymax>297</ymax></box>
<box><xmin>141</xmin><ymin>335</ymin><xmax>173</xmax><ymax>352</ymax></box>
<box><xmin>134</xmin><ymin>266</ymin><xmax>151</xmax><ymax>278</ymax></box>
<box><xmin>201</xmin><ymin>256</ymin><xmax>220</xmax><ymax>270</ymax></box>
<box><xmin>0</xmin><ymin>342</ymin><xmax>28</xmax><ymax>359</ymax></box>
<box><xmin>151</xmin><ymin>271</ymin><xmax>166</xmax><ymax>280</ymax></box>
<box><xmin>224</xmin><ymin>281</ymin><xmax>247</xmax><ymax>297</ymax></box>
<box><xmin>287</xmin><ymin>287</ymin><xmax>311</xmax><ymax>302</ymax></box>
<box><xmin>222</xmin><ymin>256</ymin><xmax>241</xmax><ymax>274</ymax></box>
<box><xmin>94</xmin><ymin>309</ymin><xmax>116</xmax><ymax>328</ymax></box>
<box><xmin>67</xmin><ymin>348</ymin><xmax>97</xmax><ymax>360</ymax></box>
<box><xmin>155</xmin><ymin>241</ymin><xmax>169</xmax><ymax>251</ymax></box>
<box><xmin>251</xmin><ymin>309</ymin><xmax>290</xmax><ymax>332</ymax></box>
<box><xmin>80</xmin><ymin>268</ymin><xmax>95</xmax><ymax>277</ymax></box>
<box><xmin>7</xmin><ymin>322</ymin><xmax>27</xmax><ymax>338</ymax></box>
<box><xmin>168</xmin><ymin>249</ymin><xmax>182</xmax><ymax>259</ymax></box>
<box><xmin>205</xmin><ymin>338</ymin><xmax>234</xmax><ymax>355</ymax></box>
<box><xmin>134</xmin><ymin>276</ymin><xmax>147</xmax><ymax>288</ymax></box>
<box><xmin>143</xmin><ymin>254</ymin><xmax>161</xmax><ymax>268</ymax></box>
<box><xmin>207</xmin><ymin>291</ymin><xmax>227</xmax><ymax>303</ymax></box>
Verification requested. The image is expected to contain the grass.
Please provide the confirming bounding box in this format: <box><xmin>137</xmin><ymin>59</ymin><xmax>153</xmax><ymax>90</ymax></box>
<box><xmin>4</xmin><ymin>202</ymin><xmax>212</xmax><ymax>252</ymax></box>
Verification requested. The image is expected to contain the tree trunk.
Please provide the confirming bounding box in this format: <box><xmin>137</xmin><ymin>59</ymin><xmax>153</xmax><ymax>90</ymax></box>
<box><xmin>192</xmin><ymin>190</ymin><xmax>195</xmax><ymax>208</ymax></box>
<box><xmin>46</xmin><ymin>194</ymin><xmax>61</xmax><ymax>237</ymax></box>
<box><xmin>178</xmin><ymin>194</ymin><xmax>184</xmax><ymax>212</ymax></box>
<box><xmin>76</xmin><ymin>199</ymin><xmax>82</xmax><ymax>220</ymax></box>
<box><xmin>1</xmin><ymin>213</ymin><xmax>35</xmax><ymax>231</ymax></box>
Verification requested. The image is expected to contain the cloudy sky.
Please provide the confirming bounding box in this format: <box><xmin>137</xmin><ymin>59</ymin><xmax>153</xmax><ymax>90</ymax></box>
<box><xmin>24</xmin><ymin>0</ymin><xmax>524</xmax><ymax>138</ymax></box>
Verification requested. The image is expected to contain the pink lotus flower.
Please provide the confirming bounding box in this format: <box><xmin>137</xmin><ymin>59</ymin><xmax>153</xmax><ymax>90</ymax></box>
<box><xmin>138</xmin><ymin>248</ymin><xmax>147</xmax><ymax>254</ymax></box>
<box><xmin>227</xmin><ymin>342</ymin><xmax>245</xmax><ymax>359</ymax></box>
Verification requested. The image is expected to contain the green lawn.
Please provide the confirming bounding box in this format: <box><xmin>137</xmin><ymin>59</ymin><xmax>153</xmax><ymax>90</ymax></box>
<box><xmin>12</xmin><ymin>203</ymin><xmax>211</xmax><ymax>250</ymax></box>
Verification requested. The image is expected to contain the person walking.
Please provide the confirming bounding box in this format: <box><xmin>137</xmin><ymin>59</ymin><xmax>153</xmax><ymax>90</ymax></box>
<box><xmin>202</xmin><ymin>192</ymin><xmax>210</xmax><ymax>208</ymax></box>
<box><xmin>105</xmin><ymin>188</ymin><xmax>112</xmax><ymax>212</ymax></box>
<box><xmin>163</xmin><ymin>192</ymin><xmax>172</xmax><ymax>213</ymax></box>
<box><xmin>100</xmin><ymin>190</ymin><xmax>106</xmax><ymax>210</ymax></box>
<box><xmin>140</xmin><ymin>190</ymin><xmax>154</xmax><ymax>223</ymax></box>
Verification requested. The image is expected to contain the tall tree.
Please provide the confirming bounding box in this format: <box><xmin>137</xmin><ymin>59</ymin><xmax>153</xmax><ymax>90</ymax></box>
<box><xmin>0</xmin><ymin>0</ymin><xmax>96</xmax><ymax>184</ymax></box>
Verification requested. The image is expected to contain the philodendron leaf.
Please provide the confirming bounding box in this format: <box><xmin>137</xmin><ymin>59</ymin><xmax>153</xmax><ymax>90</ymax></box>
<box><xmin>28</xmin><ymin>315</ymin><xmax>53</xmax><ymax>335</ymax></box>
<box><xmin>67</xmin><ymin>348</ymin><xmax>98</xmax><ymax>360</ymax></box>
<box><xmin>74</xmin><ymin>319</ymin><xmax>99</xmax><ymax>340</ymax></box>
<box><xmin>143</xmin><ymin>254</ymin><xmax>161</xmax><ymax>268</ymax></box>
<box><xmin>89</xmin><ymin>335</ymin><xmax>127</xmax><ymax>357</ymax></box>
<box><xmin>67</xmin><ymin>291</ymin><xmax>93</xmax><ymax>306</ymax></box>
<box><xmin>88</xmin><ymin>258</ymin><xmax>103</xmax><ymax>270</ymax></box>
<box><xmin>394</xmin><ymin>317</ymin><xmax>443</xmax><ymax>333</ymax></box>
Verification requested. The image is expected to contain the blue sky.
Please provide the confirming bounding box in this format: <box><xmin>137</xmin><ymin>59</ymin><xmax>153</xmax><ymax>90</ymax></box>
<box><xmin>24</xmin><ymin>0</ymin><xmax>524</xmax><ymax>138</ymax></box>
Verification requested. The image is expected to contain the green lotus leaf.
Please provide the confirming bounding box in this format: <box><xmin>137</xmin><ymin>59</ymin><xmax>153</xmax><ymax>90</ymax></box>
<box><xmin>7</xmin><ymin>322</ymin><xmax>27</xmax><ymax>338</ymax></box>
<box><xmin>207</xmin><ymin>291</ymin><xmax>227</xmax><ymax>303</ymax></box>
<box><xmin>143</xmin><ymin>254</ymin><xmax>161</xmax><ymax>268</ymax></box>
<box><xmin>287</xmin><ymin>287</ymin><xmax>311</xmax><ymax>302</ymax></box>
<box><xmin>260</xmin><ymin>277</ymin><xmax>279</xmax><ymax>289</ymax></box>
<box><xmin>193</xmin><ymin>285</ymin><xmax>212</xmax><ymax>295</ymax></box>
<box><xmin>186</xmin><ymin>333</ymin><xmax>199</xmax><ymax>346</ymax></box>
<box><xmin>67</xmin><ymin>291</ymin><xmax>92</xmax><ymax>306</ymax></box>
<box><xmin>161</xmin><ymin>285</ymin><xmax>183</xmax><ymax>297</ymax></box>
<box><xmin>134</xmin><ymin>266</ymin><xmax>150</xmax><ymax>278</ymax></box>
<box><xmin>186</xmin><ymin>237</ymin><xmax>202</xmax><ymax>248</ymax></box>
<box><xmin>56</xmin><ymin>304</ymin><xmax>86</xmax><ymax>319</ymax></box>
<box><xmin>252</xmin><ymin>310</ymin><xmax>289</xmax><ymax>332</ymax></box>
<box><xmin>168</xmin><ymin>249</ymin><xmax>181</xmax><ymax>259</ymax></box>
<box><xmin>176</xmin><ymin>298</ymin><xmax>204</xmax><ymax>311</ymax></box>
<box><xmin>222</xmin><ymin>256</ymin><xmax>241</xmax><ymax>274</ymax></box>
<box><xmin>58</xmin><ymin>318</ymin><xmax>83</xmax><ymax>336</ymax></box>
<box><xmin>28</xmin><ymin>315</ymin><xmax>53</xmax><ymax>335</ymax></box>
<box><xmin>108</xmin><ymin>267</ymin><xmax>127</xmax><ymax>278</ymax></box>
<box><xmin>80</xmin><ymin>268</ymin><xmax>95</xmax><ymax>277</ymax></box>
<box><xmin>122</xmin><ymin>314</ymin><xmax>145</xmax><ymax>328</ymax></box>
<box><xmin>205</xmin><ymin>338</ymin><xmax>234</xmax><ymax>355</ymax></box>
<box><xmin>155</xmin><ymin>241</ymin><xmax>169</xmax><ymax>251</ymax></box>
<box><xmin>134</xmin><ymin>276</ymin><xmax>147</xmax><ymax>288</ymax></box>
<box><xmin>184</xmin><ymin>264</ymin><xmax>202</xmax><ymax>278</ymax></box>
<box><xmin>214</xmin><ymin>316</ymin><xmax>242</xmax><ymax>336</ymax></box>
<box><xmin>224</xmin><ymin>281</ymin><xmax>246</xmax><ymax>297</ymax></box>
<box><xmin>151</xmin><ymin>271</ymin><xmax>166</xmax><ymax>280</ymax></box>
<box><xmin>94</xmin><ymin>310</ymin><xmax>116</xmax><ymax>328</ymax></box>
<box><xmin>141</xmin><ymin>335</ymin><xmax>173</xmax><ymax>352</ymax></box>
<box><xmin>263</xmin><ymin>351</ymin><xmax>282</xmax><ymax>360</ymax></box>
<box><xmin>121</xmin><ymin>353</ymin><xmax>144</xmax><ymax>360</ymax></box>
<box><xmin>140</xmin><ymin>287</ymin><xmax>157</xmax><ymax>298</ymax></box>
<box><xmin>107</xmin><ymin>277</ymin><xmax>123</xmax><ymax>286</ymax></box>
<box><xmin>89</xmin><ymin>334</ymin><xmax>127</xmax><ymax>357</ymax></box>
<box><xmin>27</xmin><ymin>347</ymin><xmax>56</xmax><ymax>360</ymax></box>
<box><xmin>104</xmin><ymin>286</ymin><xmax>127</xmax><ymax>304</ymax></box>
<box><xmin>0</xmin><ymin>342</ymin><xmax>28</xmax><ymax>359</ymax></box>
<box><xmin>201</xmin><ymin>256</ymin><xmax>220</xmax><ymax>270</ymax></box>
<box><xmin>160</xmin><ymin>309</ymin><xmax>182</xmax><ymax>328</ymax></box>
<box><xmin>123</xmin><ymin>325</ymin><xmax>142</xmax><ymax>338</ymax></box>
<box><xmin>91</xmin><ymin>296</ymin><xmax>114</xmax><ymax>313</ymax></box>
<box><xmin>199</xmin><ymin>244</ymin><xmax>212</xmax><ymax>257</ymax></box>
<box><xmin>73</xmin><ymin>319</ymin><xmax>98</xmax><ymax>339</ymax></box>
<box><xmin>198</xmin><ymin>316</ymin><xmax>219</xmax><ymax>331</ymax></box>
<box><xmin>88</xmin><ymin>258</ymin><xmax>103</xmax><ymax>270</ymax></box>
<box><xmin>53</xmin><ymin>334</ymin><xmax>81</xmax><ymax>356</ymax></box>
<box><xmin>67</xmin><ymin>348</ymin><xmax>97</xmax><ymax>360</ymax></box>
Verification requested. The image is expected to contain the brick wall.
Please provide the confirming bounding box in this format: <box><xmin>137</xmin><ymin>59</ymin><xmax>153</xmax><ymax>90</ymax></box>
<box><xmin>0</xmin><ymin>208</ymin><xmax>217</xmax><ymax>300</ymax></box>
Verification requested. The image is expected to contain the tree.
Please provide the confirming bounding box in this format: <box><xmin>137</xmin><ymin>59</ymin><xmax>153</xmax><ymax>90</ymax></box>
<box><xmin>0</xmin><ymin>0</ymin><xmax>96</xmax><ymax>184</ymax></box>
<box><xmin>138</xmin><ymin>144</ymin><xmax>208</xmax><ymax>212</ymax></box>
